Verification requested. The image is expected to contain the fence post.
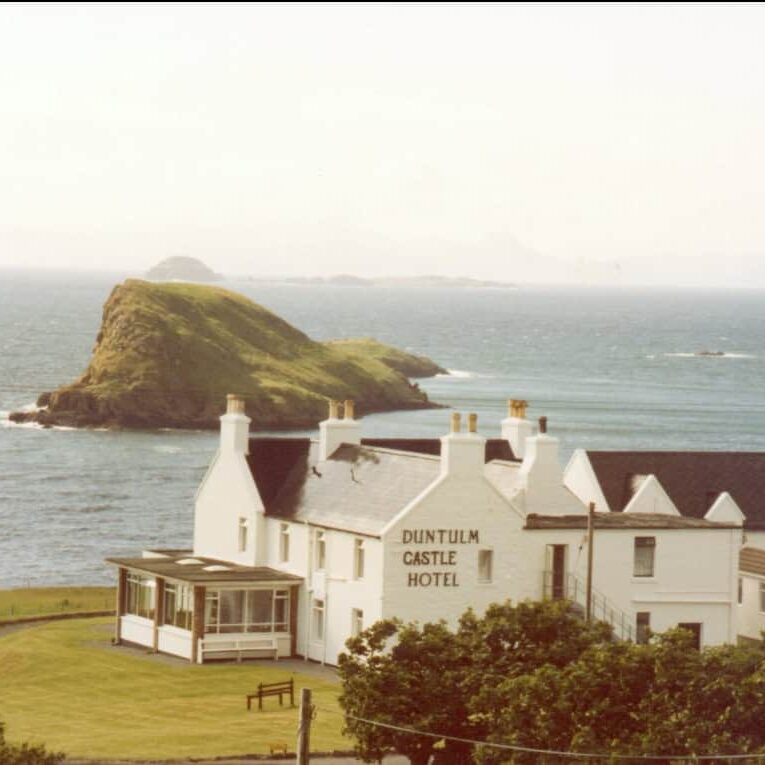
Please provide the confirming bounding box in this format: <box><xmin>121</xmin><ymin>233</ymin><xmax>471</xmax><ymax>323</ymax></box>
<box><xmin>297</xmin><ymin>687</ymin><xmax>313</xmax><ymax>765</ymax></box>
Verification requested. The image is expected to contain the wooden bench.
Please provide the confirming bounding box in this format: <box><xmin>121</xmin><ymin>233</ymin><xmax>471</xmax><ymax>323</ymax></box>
<box><xmin>269</xmin><ymin>741</ymin><xmax>288</xmax><ymax>755</ymax></box>
<box><xmin>200</xmin><ymin>637</ymin><xmax>278</xmax><ymax>663</ymax></box>
<box><xmin>247</xmin><ymin>678</ymin><xmax>295</xmax><ymax>711</ymax></box>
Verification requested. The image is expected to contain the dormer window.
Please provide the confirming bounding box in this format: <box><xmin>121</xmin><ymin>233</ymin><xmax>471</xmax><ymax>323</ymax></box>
<box><xmin>238</xmin><ymin>517</ymin><xmax>248</xmax><ymax>553</ymax></box>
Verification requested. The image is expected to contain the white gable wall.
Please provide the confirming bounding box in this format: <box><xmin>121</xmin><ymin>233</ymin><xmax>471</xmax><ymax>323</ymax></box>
<box><xmin>193</xmin><ymin>449</ymin><xmax>266</xmax><ymax>565</ymax></box>
<box><xmin>563</xmin><ymin>450</ymin><xmax>612</xmax><ymax>512</ymax></box>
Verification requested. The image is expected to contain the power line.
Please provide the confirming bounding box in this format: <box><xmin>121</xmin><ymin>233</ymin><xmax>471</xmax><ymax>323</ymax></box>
<box><xmin>320</xmin><ymin>707</ymin><xmax>765</xmax><ymax>762</ymax></box>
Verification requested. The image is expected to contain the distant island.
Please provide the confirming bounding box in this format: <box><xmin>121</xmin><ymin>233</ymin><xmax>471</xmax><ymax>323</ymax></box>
<box><xmin>10</xmin><ymin>280</ymin><xmax>445</xmax><ymax>430</ymax></box>
<box><xmin>145</xmin><ymin>256</ymin><xmax>221</xmax><ymax>282</ymax></box>
<box><xmin>248</xmin><ymin>274</ymin><xmax>518</xmax><ymax>289</ymax></box>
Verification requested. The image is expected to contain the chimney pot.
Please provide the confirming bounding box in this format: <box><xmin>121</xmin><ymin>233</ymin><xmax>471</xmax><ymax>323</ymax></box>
<box><xmin>344</xmin><ymin>399</ymin><xmax>355</xmax><ymax>420</ymax></box>
<box><xmin>450</xmin><ymin>412</ymin><xmax>462</xmax><ymax>433</ymax></box>
<box><xmin>328</xmin><ymin>399</ymin><xmax>340</xmax><ymax>420</ymax></box>
<box><xmin>226</xmin><ymin>394</ymin><xmax>245</xmax><ymax>415</ymax></box>
<box><xmin>468</xmin><ymin>413</ymin><xmax>478</xmax><ymax>433</ymax></box>
<box><xmin>539</xmin><ymin>416</ymin><xmax>548</xmax><ymax>434</ymax></box>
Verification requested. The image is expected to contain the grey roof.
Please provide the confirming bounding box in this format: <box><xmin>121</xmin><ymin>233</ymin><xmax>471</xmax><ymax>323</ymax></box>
<box><xmin>525</xmin><ymin>512</ymin><xmax>740</xmax><ymax>531</ymax></box>
<box><xmin>106</xmin><ymin>551</ymin><xmax>303</xmax><ymax>585</ymax></box>
<box><xmin>586</xmin><ymin>451</ymin><xmax>765</xmax><ymax>529</ymax></box>
<box><xmin>265</xmin><ymin>442</ymin><xmax>442</xmax><ymax>536</ymax></box>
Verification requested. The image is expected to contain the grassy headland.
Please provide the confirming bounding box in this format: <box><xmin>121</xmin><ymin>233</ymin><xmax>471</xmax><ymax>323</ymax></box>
<box><xmin>0</xmin><ymin>587</ymin><xmax>115</xmax><ymax>622</ymax></box>
<box><xmin>11</xmin><ymin>280</ymin><xmax>444</xmax><ymax>429</ymax></box>
<box><xmin>0</xmin><ymin>618</ymin><xmax>346</xmax><ymax>758</ymax></box>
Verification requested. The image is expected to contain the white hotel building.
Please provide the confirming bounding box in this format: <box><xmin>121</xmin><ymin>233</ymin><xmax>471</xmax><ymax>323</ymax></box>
<box><xmin>108</xmin><ymin>395</ymin><xmax>762</xmax><ymax>665</ymax></box>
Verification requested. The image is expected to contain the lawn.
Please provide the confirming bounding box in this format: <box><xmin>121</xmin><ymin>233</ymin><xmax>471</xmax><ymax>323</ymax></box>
<box><xmin>0</xmin><ymin>617</ymin><xmax>348</xmax><ymax>759</ymax></box>
<box><xmin>0</xmin><ymin>586</ymin><xmax>115</xmax><ymax>621</ymax></box>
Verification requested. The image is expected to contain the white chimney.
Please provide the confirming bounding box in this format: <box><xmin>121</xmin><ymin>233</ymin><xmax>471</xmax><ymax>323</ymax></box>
<box><xmin>319</xmin><ymin>399</ymin><xmax>361</xmax><ymax>460</ymax></box>
<box><xmin>518</xmin><ymin>416</ymin><xmax>585</xmax><ymax>515</ymax></box>
<box><xmin>219</xmin><ymin>394</ymin><xmax>251</xmax><ymax>455</ymax></box>
<box><xmin>501</xmin><ymin>398</ymin><xmax>534</xmax><ymax>458</ymax></box>
<box><xmin>441</xmin><ymin>412</ymin><xmax>486</xmax><ymax>476</ymax></box>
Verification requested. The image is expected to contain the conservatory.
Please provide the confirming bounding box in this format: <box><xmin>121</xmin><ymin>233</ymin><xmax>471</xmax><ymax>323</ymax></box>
<box><xmin>107</xmin><ymin>550</ymin><xmax>302</xmax><ymax>663</ymax></box>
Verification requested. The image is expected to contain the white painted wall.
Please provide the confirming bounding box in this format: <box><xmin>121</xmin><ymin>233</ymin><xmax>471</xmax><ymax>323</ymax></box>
<box><xmin>193</xmin><ymin>449</ymin><xmax>266</xmax><ymax>565</ymax></box>
<box><xmin>158</xmin><ymin>625</ymin><xmax>193</xmax><ymax>660</ymax></box>
<box><xmin>120</xmin><ymin>614</ymin><xmax>154</xmax><ymax>648</ymax></box>
<box><xmin>737</xmin><ymin>572</ymin><xmax>765</xmax><ymax>641</ymax></box>
<box><xmin>563</xmin><ymin>450</ymin><xmax>612</xmax><ymax>513</ymax></box>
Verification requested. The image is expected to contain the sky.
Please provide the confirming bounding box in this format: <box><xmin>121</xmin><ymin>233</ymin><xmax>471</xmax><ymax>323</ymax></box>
<box><xmin>1</xmin><ymin>3</ymin><xmax>764</xmax><ymax>284</ymax></box>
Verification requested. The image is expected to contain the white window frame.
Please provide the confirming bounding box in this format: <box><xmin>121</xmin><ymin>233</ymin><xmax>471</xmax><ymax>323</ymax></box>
<box><xmin>312</xmin><ymin>598</ymin><xmax>325</xmax><ymax>641</ymax></box>
<box><xmin>126</xmin><ymin>573</ymin><xmax>155</xmax><ymax>620</ymax></box>
<box><xmin>279</xmin><ymin>523</ymin><xmax>290</xmax><ymax>563</ymax></box>
<box><xmin>203</xmin><ymin>588</ymin><xmax>290</xmax><ymax>634</ymax></box>
<box><xmin>315</xmin><ymin>530</ymin><xmax>326</xmax><ymax>571</ymax></box>
<box><xmin>633</xmin><ymin>537</ymin><xmax>656</xmax><ymax>578</ymax></box>
<box><xmin>478</xmin><ymin>549</ymin><xmax>493</xmax><ymax>583</ymax></box>
<box><xmin>163</xmin><ymin>582</ymin><xmax>193</xmax><ymax>631</ymax></box>
<box><xmin>238</xmin><ymin>517</ymin><xmax>248</xmax><ymax>553</ymax></box>
<box><xmin>351</xmin><ymin>608</ymin><xmax>364</xmax><ymax>638</ymax></box>
<box><xmin>353</xmin><ymin>538</ymin><xmax>365</xmax><ymax>580</ymax></box>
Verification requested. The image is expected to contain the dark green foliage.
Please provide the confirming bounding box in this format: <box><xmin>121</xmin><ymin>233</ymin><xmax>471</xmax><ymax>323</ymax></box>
<box><xmin>338</xmin><ymin>601</ymin><xmax>765</xmax><ymax>765</ymax></box>
<box><xmin>0</xmin><ymin>722</ymin><xmax>63</xmax><ymax>765</ymax></box>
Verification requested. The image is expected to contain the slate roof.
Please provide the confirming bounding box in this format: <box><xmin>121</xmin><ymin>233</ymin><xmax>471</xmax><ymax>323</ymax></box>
<box><xmin>586</xmin><ymin>451</ymin><xmax>765</xmax><ymax>529</ymax></box>
<box><xmin>525</xmin><ymin>512</ymin><xmax>740</xmax><ymax>531</ymax></box>
<box><xmin>740</xmin><ymin>547</ymin><xmax>765</xmax><ymax>578</ymax></box>
<box><xmin>106</xmin><ymin>551</ymin><xmax>303</xmax><ymax>585</ymax></box>
<box><xmin>245</xmin><ymin>437</ymin><xmax>517</xmax><ymax>537</ymax></box>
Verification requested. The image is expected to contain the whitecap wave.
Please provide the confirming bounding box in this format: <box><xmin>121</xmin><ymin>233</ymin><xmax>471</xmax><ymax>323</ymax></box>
<box><xmin>438</xmin><ymin>369</ymin><xmax>492</xmax><ymax>379</ymax></box>
<box><xmin>663</xmin><ymin>352</ymin><xmax>755</xmax><ymax>359</ymax></box>
<box><xmin>154</xmin><ymin>444</ymin><xmax>182</xmax><ymax>454</ymax></box>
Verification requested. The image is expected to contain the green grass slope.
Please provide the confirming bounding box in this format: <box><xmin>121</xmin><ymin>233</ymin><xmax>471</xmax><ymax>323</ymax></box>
<box><xmin>16</xmin><ymin>280</ymin><xmax>440</xmax><ymax>429</ymax></box>
<box><xmin>0</xmin><ymin>587</ymin><xmax>115</xmax><ymax>622</ymax></box>
<box><xmin>0</xmin><ymin>618</ymin><xmax>346</xmax><ymax>758</ymax></box>
<box><xmin>327</xmin><ymin>337</ymin><xmax>447</xmax><ymax>378</ymax></box>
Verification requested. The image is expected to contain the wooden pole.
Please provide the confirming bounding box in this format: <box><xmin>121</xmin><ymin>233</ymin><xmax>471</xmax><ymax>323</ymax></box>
<box><xmin>297</xmin><ymin>687</ymin><xmax>312</xmax><ymax>765</ymax></box>
<box><xmin>586</xmin><ymin>502</ymin><xmax>595</xmax><ymax>622</ymax></box>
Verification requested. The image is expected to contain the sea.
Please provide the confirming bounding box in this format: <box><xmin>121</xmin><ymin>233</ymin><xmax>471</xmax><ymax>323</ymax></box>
<box><xmin>2</xmin><ymin>269</ymin><xmax>764</xmax><ymax>588</ymax></box>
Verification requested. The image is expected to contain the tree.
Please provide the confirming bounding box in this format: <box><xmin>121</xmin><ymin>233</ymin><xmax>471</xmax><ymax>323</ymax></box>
<box><xmin>338</xmin><ymin>618</ymin><xmax>473</xmax><ymax>765</ymax></box>
<box><xmin>0</xmin><ymin>722</ymin><xmax>63</xmax><ymax>765</ymax></box>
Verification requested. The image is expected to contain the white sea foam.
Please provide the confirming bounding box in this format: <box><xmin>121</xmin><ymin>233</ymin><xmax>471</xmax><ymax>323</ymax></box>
<box><xmin>154</xmin><ymin>444</ymin><xmax>183</xmax><ymax>454</ymax></box>
<box><xmin>663</xmin><ymin>352</ymin><xmax>755</xmax><ymax>359</ymax></box>
<box><xmin>439</xmin><ymin>369</ymin><xmax>488</xmax><ymax>379</ymax></box>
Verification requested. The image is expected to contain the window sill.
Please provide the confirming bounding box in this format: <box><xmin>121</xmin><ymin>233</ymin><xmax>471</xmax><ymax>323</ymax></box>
<box><xmin>631</xmin><ymin>577</ymin><xmax>657</xmax><ymax>583</ymax></box>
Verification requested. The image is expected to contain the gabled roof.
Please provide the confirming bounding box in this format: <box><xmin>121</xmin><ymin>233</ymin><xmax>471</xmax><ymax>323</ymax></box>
<box><xmin>245</xmin><ymin>437</ymin><xmax>518</xmax><ymax>537</ymax></box>
<box><xmin>586</xmin><ymin>451</ymin><xmax>765</xmax><ymax>529</ymax></box>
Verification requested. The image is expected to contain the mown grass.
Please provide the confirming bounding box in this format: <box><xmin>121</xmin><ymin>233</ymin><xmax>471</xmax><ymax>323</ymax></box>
<box><xmin>0</xmin><ymin>587</ymin><xmax>115</xmax><ymax>621</ymax></box>
<box><xmin>0</xmin><ymin>618</ymin><xmax>347</xmax><ymax>758</ymax></box>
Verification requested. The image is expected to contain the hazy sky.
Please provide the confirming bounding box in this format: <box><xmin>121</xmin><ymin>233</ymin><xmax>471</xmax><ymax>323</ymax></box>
<box><xmin>1</xmin><ymin>3</ymin><xmax>764</xmax><ymax>283</ymax></box>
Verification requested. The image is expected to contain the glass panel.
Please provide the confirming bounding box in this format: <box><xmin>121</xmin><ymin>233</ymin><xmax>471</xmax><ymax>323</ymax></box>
<box><xmin>163</xmin><ymin>584</ymin><xmax>176</xmax><ymax>626</ymax></box>
<box><xmin>219</xmin><ymin>591</ymin><xmax>244</xmax><ymax>633</ymax></box>
<box><xmin>246</xmin><ymin>590</ymin><xmax>273</xmax><ymax>632</ymax></box>
<box><xmin>274</xmin><ymin>592</ymin><xmax>289</xmax><ymax>632</ymax></box>
<box><xmin>633</xmin><ymin>537</ymin><xmax>655</xmax><ymax>577</ymax></box>
<box><xmin>204</xmin><ymin>592</ymin><xmax>220</xmax><ymax>634</ymax></box>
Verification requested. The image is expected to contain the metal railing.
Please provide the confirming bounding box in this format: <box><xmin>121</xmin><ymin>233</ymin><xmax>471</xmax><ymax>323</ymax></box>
<box><xmin>543</xmin><ymin>570</ymin><xmax>635</xmax><ymax>642</ymax></box>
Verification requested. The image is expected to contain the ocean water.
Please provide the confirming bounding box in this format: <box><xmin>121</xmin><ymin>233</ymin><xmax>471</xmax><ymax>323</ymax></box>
<box><xmin>2</xmin><ymin>269</ymin><xmax>764</xmax><ymax>587</ymax></box>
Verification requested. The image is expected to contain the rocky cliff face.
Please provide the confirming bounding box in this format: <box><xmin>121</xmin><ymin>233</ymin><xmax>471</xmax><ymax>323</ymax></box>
<box><xmin>11</xmin><ymin>280</ymin><xmax>443</xmax><ymax>430</ymax></box>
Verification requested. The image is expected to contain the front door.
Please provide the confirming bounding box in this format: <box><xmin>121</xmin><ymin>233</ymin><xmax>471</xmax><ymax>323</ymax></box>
<box><xmin>551</xmin><ymin>545</ymin><xmax>567</xmax><ymax>599</ymax></box>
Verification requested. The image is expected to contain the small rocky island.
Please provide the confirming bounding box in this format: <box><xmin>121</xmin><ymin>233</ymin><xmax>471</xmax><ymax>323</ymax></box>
<box><xmin>145</xmin><ymin>256</ymin><xmax>221</xmax><ymax>282</ymax></box>
<box><xmin>11</xmin><ymin>280</ymin><xmax>445</xmax><ymax>430</ymax></box>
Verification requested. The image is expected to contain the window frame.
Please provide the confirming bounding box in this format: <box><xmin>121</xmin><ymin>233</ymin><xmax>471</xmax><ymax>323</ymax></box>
<box><xmin>478</xmin><ymin>549</ymin><xmax>494</xmax><ymax>583</ymax></box>
<box><xmin>312</xmin><ymin>598</ymin><xmax>325</xmax><ymax>641</ymax></box>
<box><xmin>633</xmin><ymin>536</ymin><xmax>656</xmax><ymax>578</ymax></box>
<box><xmin>759</xmin><ymin>582</ymin><xmax>765</xmax><ymax>613</ymax></box>
<box><xmin>125</xmin><ymin>573</ymin><xmax>155</xmax><ymax>620</ymax></box>
<box><xmin>238</xmin><ymin>517</ymin><xmax>249</xmax><ymax>553</ymax></box>
<box><xmin>351</xmin><ymin>608</ymin><xmax>364</xmax><ymax>638</ymax></box>
<box><xmin>279</xmin><ymin>522</ymin><xmax>290</xmax><ymax>563</ymax></box>
<box><xmin>353</xmin><ymin>538</ymin><xmax>365</xmax><ymax>580</ymax></box>
<box><xmin>315</xmin><ymin>530</ymin><xmax>326</xmax><ymax>571</ymax></box>
<box><xmin>636</xmin><ymin>611</ymin><xmax>651</xmax><ymax>644</ymax></box>
<box><xmin>203</xmin><ymin>588</ymin><xmax>290</xmax><ymax>634</ymax></box>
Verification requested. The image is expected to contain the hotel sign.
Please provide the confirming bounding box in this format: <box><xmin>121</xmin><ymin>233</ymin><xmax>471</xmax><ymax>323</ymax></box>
<box><xmin>401</xmin><ymin>528</ymin><xmax>480</xmax><ymax>587</ymax></box>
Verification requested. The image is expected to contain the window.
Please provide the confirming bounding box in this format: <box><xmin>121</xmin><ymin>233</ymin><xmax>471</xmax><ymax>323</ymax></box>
<box><xmin>238</xmin><ymin>517</ymin><xmax>248</xmax><ymax>553</ymax></box>
<box><xmin>636</xmin><ymin>612</ymin><xmax>651</xmax><ymax>644</ymax></box>
<box><xmin>279</xmin><ymin>523</ymin><xmax>290</xmax><ymax>563</ymax></box>
<box><xmin>163</xmin><ymin>583</ymin><xmax>193</xmax><ymax>630</ymax></box>
<box><xmin>678</xmin><ymin>622</ymin><xmax>702</xmax><ymax>650</ymax></box>
<box><xmin>760</xmin><ymin>582</ymin><xmax>765</xmax><ymax>613</ymax></box>
<box><xmin>738</xmin><ymin>577</ymin><xmax>743</xmax><ymax>605</ymax></box>
<box><xmin>312</xmin><ymin>598</ymin><xmax>325</xmax><ymax>641</ymax></box>
<box><xmin>351</xmin><ymin>608</ymin><xmax>364</xmax><ymax>638</ymax></box>
<box><xmin>353</xmin><ymin>538</ymin><xmax>365</xmax><ymax>580</ymax></box>
<box><xmin>315</xmin><ymin>530</ymin><xmax>326</xmax><ymax>571</ymax></box>
<box><xmin>203</xmin><ymin>589</ymin><xmax>290</xmax><ymax>634</ymax></box>
<box><xmin>633</xmin><ymin>537</ymin><xmax>656</xmax><ymax>577</ymax></box>
<box><xmin>125</xmin><ymin>573</ymin><xmax>155</xmax><ymax>620</ymax></box>
<box><xmin>478</xmin><ymin>549</ymin><xmax>493</xmax><ymax>583</ymax></box>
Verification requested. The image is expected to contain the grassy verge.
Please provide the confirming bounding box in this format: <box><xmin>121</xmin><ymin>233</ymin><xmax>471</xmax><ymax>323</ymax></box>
<box><xmin>0</xmin><ymin>587</ymin><xmax>115</xmax><ymax>621</ymax></box>
<box><xmin>0</xmin><ymin>617</ymin><xmax>347</xmax><ymax>759</ymax></box>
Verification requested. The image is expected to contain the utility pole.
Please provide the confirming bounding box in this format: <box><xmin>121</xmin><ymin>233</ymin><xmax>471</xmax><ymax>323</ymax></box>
<box><xmin>586</xmin><ymin>501</ymin><xmax>595</xmax><ymax>621</ymax></box>
<box><xmin>297</xmin><ymin>687</ymin><xmax>313</xmax><ymax>765</ymax></box>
